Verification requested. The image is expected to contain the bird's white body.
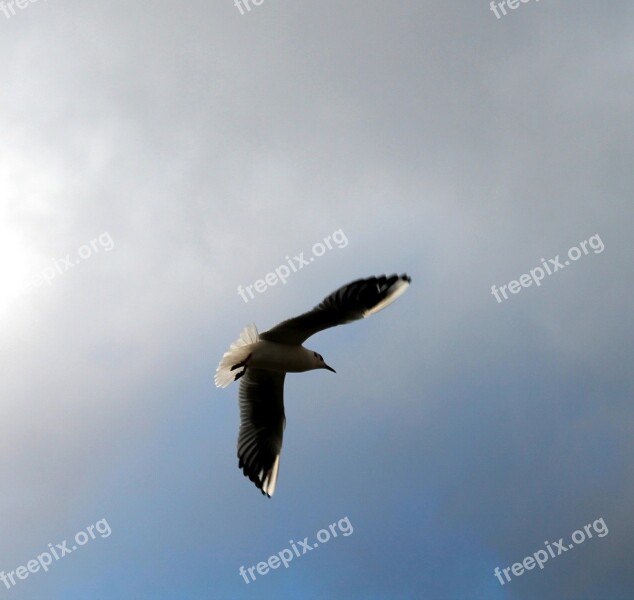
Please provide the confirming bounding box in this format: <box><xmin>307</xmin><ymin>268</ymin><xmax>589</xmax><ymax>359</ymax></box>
<box><xmin>250</xmin><ymin>341</ymin><xmax>318</xmax><ymax>373</ymax></box>
<box><xmin>215</xmin><ymin>323</ymin><xmax>332</xmax><ymax>388</ymax></box>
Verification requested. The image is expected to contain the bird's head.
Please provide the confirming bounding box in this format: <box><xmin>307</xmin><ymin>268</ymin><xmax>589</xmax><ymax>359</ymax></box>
<box><xmin>312</xmin><ymin>351</ymin><xmax>336</xmax><ymax>373</ymax></box>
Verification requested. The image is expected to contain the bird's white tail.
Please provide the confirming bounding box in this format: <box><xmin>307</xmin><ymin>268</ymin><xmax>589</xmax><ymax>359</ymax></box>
<box><xmin>215</xmin><ymin>323</ymin><xmax>259</xmax><ymax>388</ymax></box>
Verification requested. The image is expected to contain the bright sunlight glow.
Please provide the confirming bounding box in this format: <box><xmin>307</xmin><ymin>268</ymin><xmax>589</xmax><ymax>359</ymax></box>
<box><xmin>0</xmin><ymin>227</ymin><xmax>36</xmax><ymax>316</ymax></box>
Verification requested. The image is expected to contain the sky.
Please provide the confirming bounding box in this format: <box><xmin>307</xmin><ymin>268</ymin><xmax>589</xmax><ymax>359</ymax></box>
<box><xmin>0</xmin><ymin>1</ymin><xmax>633</xmax><ymax>599</ymax></box>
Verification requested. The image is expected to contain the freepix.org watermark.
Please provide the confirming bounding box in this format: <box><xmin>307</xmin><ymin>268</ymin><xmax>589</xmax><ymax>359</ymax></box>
<box><xmin>233</xmin><ymin>0</ymin><xmax>264</xmax><ymax>15</ymax></box>
<box><xmin>0</xmin><ymin>0</ymin><xmax>44</xmax><ymax>20</ymax></box>
<box><xmin>0</xmin><ymin>518</ymin><xmax>111</xmax><ymax>591</ymax></box>
<box><xmin>237</xmin><ymin>229</ymin><xmax>348</xmax><ymax>304</ymax></box>
<box><xmin>21</xmin><ymin>231</ymin><xmax>115</xmax><ymax>295</ymax></box>
<box><xmin>494</xmin><ymin>517</ymin><xmax>608</xmax><ymax>585</ymax></box>
<box><xmin>491</xmin><ymin>234</ymin><xmax>605</xmax><ymax>303</ymax></box>
<box><xmin>490</xmin><ymin>0</ymin><xmax>542</xmax><ymax>20</ymax></box>
<box><xmin>239</xmin><ymin>516</ymin><xmax>353</xmax><ymax>584</ymax></box>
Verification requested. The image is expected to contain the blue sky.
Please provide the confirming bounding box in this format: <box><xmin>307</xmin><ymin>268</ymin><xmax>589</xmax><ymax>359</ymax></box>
<box><xmin>0</xmin><ymin>1</ymin><xmax>633</xmax><ymax>599</ymax></box>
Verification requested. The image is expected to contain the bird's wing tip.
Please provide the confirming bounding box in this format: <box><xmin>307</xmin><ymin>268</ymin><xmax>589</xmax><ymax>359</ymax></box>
<box><xmin>364</xmin><ymin>275</ymin><xmax>411</xmax><ymax>317</ymax></box>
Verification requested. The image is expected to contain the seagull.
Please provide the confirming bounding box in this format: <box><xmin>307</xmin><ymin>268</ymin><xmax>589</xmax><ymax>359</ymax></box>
<box><xmin>215</xmin><ymin>273</ymin><xmax>411</xmax><ymax>497</ymax></box>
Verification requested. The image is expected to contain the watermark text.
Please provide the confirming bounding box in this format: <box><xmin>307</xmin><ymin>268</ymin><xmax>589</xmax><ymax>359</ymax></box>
<box><xmin>494</xmin><ymin>517</ymin><xmax>608</xmax><ymax>585</ymax></box>
<box><xmin>1</xmin><ymin>518</ymin><xmax>111</xmax><ymax>591</ymax></box>
<box><xmin>239</xmin><ymin>516</ymin><xmax>353</xmax><ymax>584</ymax></box>
<box><xmin>21</xmin><ymin>231</ymin><xmax>115</xmax><ymax>295</ymax></box>
<box><xmin>491</xmin><ymin>233</ymin><xmax>604</xmax><ymax>303</ymax></box>
<box><xmin>490</xmin><ymin>0</ymin><xmax>542</xmax><ymax>20</ymax></box>
<box><xmin>237</xmin><ymin>229</ymin><xmax>348</xmax><ymax>303</ymax></box>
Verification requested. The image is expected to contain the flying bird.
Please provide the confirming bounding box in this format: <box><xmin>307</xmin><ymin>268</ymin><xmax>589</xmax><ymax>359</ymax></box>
<box><xmin>215</xmin><ymin>273</ymin><xmax>411</xmax><ymax>497</ymax></box>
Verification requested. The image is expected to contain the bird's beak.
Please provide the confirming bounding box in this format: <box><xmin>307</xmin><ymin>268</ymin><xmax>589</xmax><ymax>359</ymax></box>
<box><xmin>324</xmin><ymin>364</ymin><xmax>336</xmax><ymax>373</ymax></box>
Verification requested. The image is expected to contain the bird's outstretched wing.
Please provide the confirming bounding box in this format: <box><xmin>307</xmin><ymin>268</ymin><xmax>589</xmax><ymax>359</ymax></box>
<box><xmin>237</xmin><ymin>368</ymin><xmax>286</xmax><ymax>497</ymax></box>
<box><xmin>260</xmin><ymin>273</ymin><xmax>411</xmax><ymax>345</ymax></box>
